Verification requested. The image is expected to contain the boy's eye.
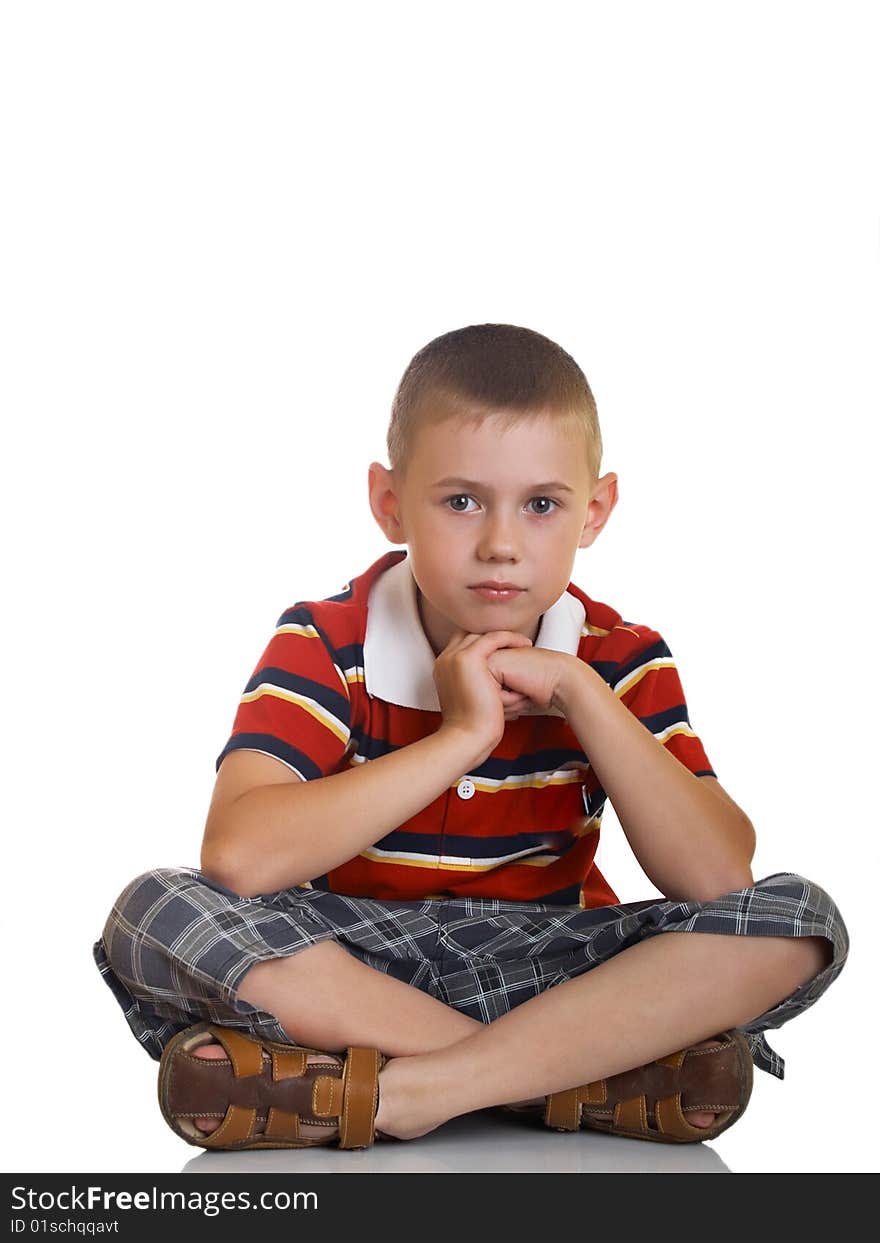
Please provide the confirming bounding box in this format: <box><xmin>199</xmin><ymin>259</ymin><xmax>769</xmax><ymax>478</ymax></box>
<box><xmin>444</xmin><ymin>494</ymin><xmax>558</xmax><ymax>515</ymax></box>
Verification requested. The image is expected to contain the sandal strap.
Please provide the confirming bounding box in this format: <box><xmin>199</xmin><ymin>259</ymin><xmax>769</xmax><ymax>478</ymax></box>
<box><xmin>160</xmin><ymin>1024</ymin><xmax>384</xmax><ymax>1150</ymax></box>
<box><xmin>542</xmin><ymin>1031</ymin><xmax>752</xmax><ymax>1141</ymax></box>
<box><xmin>200</xmin><ymin>1104</ymin><xmax>259</xmax><ymax>1149</ymax></box>
<box><xmin>207</xmin><ymin>1025</ymin><xmax>265</xmax><ymax>1078</ymax></box>
<box><xmin>544</xmin><ymin>1078</ymin><xmax>607</xmax><ymax>1130</ymax></box>
<box><xmin>544</xmin><ymin>1088</ymin><xmax>580</xmax><ymax>1131</ymax></box>
<box><xmin>338</xmin><ymin>1047</ymin><xmax>382</xmax><ymax>1149</ymax></box>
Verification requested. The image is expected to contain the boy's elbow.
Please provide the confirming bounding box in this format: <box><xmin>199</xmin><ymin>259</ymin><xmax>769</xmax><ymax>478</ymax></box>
<box><xmin>664</xmin><ymin>862</ymin><xmax>756</xmax><ymax>903</ymax></box>
<box><xmin>691</xmin><ymin>818</ymin><xmax>756</xmax><ymax>900</ymax></box>
<box><xmin>200</xmin><ymin>846</ymin><xmax>250</xmax><ymax>897</ymax></box>
<box><xmin>200</xmin><ymin>830</ymin><xmax>263</xmax><ymax>899</ymax></box>
<box><xmin>200</xmin><ymin>827</ymin><xmax>311</xmax><ymax>898</ymax></box>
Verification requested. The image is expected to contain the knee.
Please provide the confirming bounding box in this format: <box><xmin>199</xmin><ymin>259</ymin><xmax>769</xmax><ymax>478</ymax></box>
<box><xmin>757</xmin><ymin>872</ymin><xmax>849</xmax><ymax>956</ymax></box>
<box><xmin>105</xmin><ymin>867</ymin><xmax>199</xmax><ymax>925</ymax></box>
<box><xmin>792</xmin><ymin>934</ymin><xmax>834</xmax><ymax>985</ymax></box>
<box><xmin>752</xmin><ymin>871</ymin><xmax>849</xmax><ymax>987</ymax></box>
<box><xmin>100</xmin><ymin>867</ymin><xmax>205</xmax><ymax>976</ymax></box>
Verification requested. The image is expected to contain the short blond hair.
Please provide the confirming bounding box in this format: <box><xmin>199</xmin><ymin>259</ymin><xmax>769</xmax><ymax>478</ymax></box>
<box><xmin>387</xmin><ymin>323</ymin><xmax>602</xmax><ymax>484</ymax></box>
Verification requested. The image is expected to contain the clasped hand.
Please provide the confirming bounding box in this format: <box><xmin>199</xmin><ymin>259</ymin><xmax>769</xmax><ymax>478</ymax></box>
<box><xmin>486</xmin><ymin>639</ymin><xmax>570</xmax><ymax>716</ymax></box>
<box><xmin>434</xmin><ymin>629</ymin><xmax>575</xmax><ymax>743</ymax></box>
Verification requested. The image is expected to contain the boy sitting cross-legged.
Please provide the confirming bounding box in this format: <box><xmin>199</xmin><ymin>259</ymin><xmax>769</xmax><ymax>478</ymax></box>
<box><xmin>94</xmin><ymin>323</ymin><xmax>848</xmax><ymax>1150</ymax></box>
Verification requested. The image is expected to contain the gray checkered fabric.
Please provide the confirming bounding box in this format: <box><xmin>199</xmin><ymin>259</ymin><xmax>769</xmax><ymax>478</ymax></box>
<box><xmin>93</xmin><ymin>868</ymin><xmax>848</xmax><ymax>1080</ymax></box>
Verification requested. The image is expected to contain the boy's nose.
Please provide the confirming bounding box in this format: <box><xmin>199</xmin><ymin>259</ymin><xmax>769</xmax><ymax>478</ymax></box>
<box><xmin>477</xmin><ymin>514</ymin><xmax>520</xmax><ymax>559</ymax></box>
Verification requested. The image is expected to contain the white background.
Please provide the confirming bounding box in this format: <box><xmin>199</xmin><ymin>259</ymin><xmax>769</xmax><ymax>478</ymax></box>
<box><xmin>2</xmin><ymin>1</ymin><xmax>877</xmax><ymax>1175</ymax></box>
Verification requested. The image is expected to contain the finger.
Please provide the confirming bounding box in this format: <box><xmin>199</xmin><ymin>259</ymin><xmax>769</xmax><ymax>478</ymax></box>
<box><xmin>439</xmin><ymin>628</ymin><xmax>482</xmax><ymax>654</ymax></box>
<box><xmin>470</xmin><ymin>630</ymin><xmax>534</xmax><ymax>653</ymax></box>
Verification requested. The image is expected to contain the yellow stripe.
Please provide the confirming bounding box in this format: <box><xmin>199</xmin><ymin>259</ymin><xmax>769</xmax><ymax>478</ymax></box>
<box><xmin>240</xmin><ymin>685</ymin><xmax>349</xmax><ymax>746</ymax></box>
<box><xmin>272</xmin><ymin>625</ymin><xmax>351</xmax><ymax>701</ymax></box>
<box><xmin>657</xmin><ymin>723</ymin><xmax>700</xmax><ymax>743</ymax></box>
<box><xmin>614</xmin><ymin>656</ymin><xmax>676</xmax><ymax>697</ymax></box>
<box><xmin>347</xmin><ymin>752</ymin><xmax>587</xmax><ymax>791</ymax></box>
<box><xmin>462</xmin><ymin>770</ymin><xmax>585</xmax><ymax>794</ymax></box>
<box><xmin>358</xmin><ymin>850</ymin><xmax>561</xmax><ymax>872</ymax></box>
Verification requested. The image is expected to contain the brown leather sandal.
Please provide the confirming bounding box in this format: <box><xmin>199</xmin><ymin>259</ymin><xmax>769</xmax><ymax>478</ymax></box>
<box><xmin>157</xmin><ymin>1022</ymin><xmax>391</xmax><ymax>1150</ymax></box>
<box><xmin>504</xmin><ymin>1030</ymin><xmax>753</xmax><ymax>1144</ymax></box>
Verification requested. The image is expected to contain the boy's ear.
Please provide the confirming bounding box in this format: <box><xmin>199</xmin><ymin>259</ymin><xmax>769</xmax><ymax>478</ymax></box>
<box><xmin>368</xmin><ymin>461</ymin><xmax>407</xmax><ymax>544</ymax></box>
<box><xmin>578</xmin><ymin>472</ymin><xmax>619</xmax><ymax>549</ymax></box>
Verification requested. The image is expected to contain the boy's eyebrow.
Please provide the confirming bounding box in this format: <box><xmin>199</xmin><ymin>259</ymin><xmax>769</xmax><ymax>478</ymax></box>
<box><xmin>430</xmin><ymin>476</ymin><xmax>576</xmax><ymax>494</ymax></box>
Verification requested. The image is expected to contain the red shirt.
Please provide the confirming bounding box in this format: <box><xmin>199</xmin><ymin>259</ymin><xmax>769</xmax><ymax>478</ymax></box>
<box><xmin>216</xmin><ymin>550</ymin><xmax>716</xmax><ymax>908</ymax></box>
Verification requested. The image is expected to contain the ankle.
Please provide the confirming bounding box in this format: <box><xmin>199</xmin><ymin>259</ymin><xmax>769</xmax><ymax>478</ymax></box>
<box><xmin>374</xmin><ymin>1054</ymin><xmax>451</xmax><ymax>1141</ymax></box>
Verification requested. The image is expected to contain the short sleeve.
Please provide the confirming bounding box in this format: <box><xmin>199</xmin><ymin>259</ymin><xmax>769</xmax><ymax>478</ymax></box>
<box><xmin>215</xmin><ymin>605</ymin><xmax>353</xmax><ymax>780</ymax></box>
<box><xmin>612</xmin><ymin>630</ymin><xmax>717</xmax><ymax>778</ymax></box>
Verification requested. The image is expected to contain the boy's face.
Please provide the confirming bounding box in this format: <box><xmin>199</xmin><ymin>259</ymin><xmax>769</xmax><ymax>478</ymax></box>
<box><xmin>369</xmin><ymin>411</ymin><xmax>618</xmax><ymax>656</ymax></box>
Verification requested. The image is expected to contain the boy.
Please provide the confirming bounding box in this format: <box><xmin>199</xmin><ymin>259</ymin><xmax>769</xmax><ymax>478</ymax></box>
<box><xmin>94</xmin><ymin>323</ymin><xmax>848</xmax><ymax>1150</ymax></box>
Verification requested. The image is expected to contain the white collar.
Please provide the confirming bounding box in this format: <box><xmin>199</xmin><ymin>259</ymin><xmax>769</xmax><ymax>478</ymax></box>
<box><xmin>362</xmin><ymin>554</ymin><xmax>585</xmax><ymax>715</ymax></box>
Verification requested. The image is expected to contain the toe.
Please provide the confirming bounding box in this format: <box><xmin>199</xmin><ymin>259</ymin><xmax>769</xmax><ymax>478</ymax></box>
<box><xmin>687</xmin><ymin>1110</ymin><xmax>717</xmax><ymax>1127</ymax></box>
<box><xmin>685</xmin><ymin>1039</ymin><xmax>724</xmax><ymax>1128</ymax></box>
<box><xmin>186</xmin><ymin>1042</ymin><xmax>346</xmax><ymax>1141</ymax></box>
<box><xmin>192</xmin><ymin>1043</ymin><xmax>227</xmax><ymax>1133</ymax></box>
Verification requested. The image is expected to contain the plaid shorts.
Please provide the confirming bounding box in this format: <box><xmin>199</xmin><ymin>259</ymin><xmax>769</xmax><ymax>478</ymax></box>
<box><xmin>93</xmin><ymin>867</ymin><xmax>849</xmax><ymax>1080</ymax></box>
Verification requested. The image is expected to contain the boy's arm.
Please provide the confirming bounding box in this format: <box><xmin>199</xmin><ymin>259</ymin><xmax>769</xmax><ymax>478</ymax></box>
<box><xmin>554</xmin><ymin>658</ymin><xmax>756</xmax><ymax>902</ymax></box>
<box><xmin>201</xmin><ymin>725</ymin><xmax>481</xmax><ymax>897</ymax></box>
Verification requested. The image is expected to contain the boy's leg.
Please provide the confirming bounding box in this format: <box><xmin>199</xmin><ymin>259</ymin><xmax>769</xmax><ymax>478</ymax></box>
<box><xmin>371</xmin><ymin>928</ymin><xmax>831</xmax><ymax>1141</ymax></box>
<box><xmin>191</xmin><ymin>938</ymin><xmax>552</xmax><ymax>1133</ymax></box>
<box><xmin>102</xmin><ymin>867</ymin><xmax>846</xmax><ymax>1140</ymax></box>
<box><xmin>98</xmin><ymin>868</ymin><xmax>541</xmax><ymax>1119</ymax></box>
<box><xmin>97</xmin><ymin>867</ymin><xmax>489</xmax><ymax>1059</ymax></box>
<box><xmin>237</xmin><ymin>941</ymin><xmax>483</xmax><ymax>1054</ymax></box>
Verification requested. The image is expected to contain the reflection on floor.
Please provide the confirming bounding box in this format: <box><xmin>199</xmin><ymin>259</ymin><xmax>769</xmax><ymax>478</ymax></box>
<box><xmin>181</xmin><ymin>1107</ymin><xmax>731</xmax><ymax>1174</ymax></box>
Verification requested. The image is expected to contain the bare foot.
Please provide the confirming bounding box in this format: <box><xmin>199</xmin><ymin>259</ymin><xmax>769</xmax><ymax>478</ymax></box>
<box><xmin>189</xmin><ymin>1043</ymin><xmax>440</xmax><ymax>1142</ymax></box>
<box><xmin>683</xmin><ymin>1039</ymin><xmax>724</xmax><ymax>1127</ymax></box>
<box><xmin>189</xmin><ymin>1043</ymin><xmax>343</xmax><ymax>1134</ymax></box>
<box><xmin>506</xmin><ymin>1039</ymin><xmax>728</xmax><ymax>1128</ymax></box>
<box><xmin>190</xmin><ymin>1044</ymin><xmax>227</xmax><ymax>1133</ymax></box>
<box><xmin>190</xmin><ymin>1038</ymin><xmax>728</xmax><ymax>1137</ymax></box>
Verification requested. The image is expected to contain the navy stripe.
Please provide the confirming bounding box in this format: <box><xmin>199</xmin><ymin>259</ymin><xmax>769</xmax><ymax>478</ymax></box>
<box><xmin>639</xmin><ymin>702</ymin><xmax>693</xmax><ymax>734</ymax></box>
<box><xmin>323</xmin><ymin>583</ymin><xmax>355</xmax><ymax>603</ymax></box>
<box><xmin>335</xmin><ymin>640</ymin><xmax>365</xmax><ymax>670</ymax></box>
<box><xmin>372</xmin><ymin>829</ymin><xmax>579</xmax><ymax>860</ymax></box>
<box><xmin>272</xmin><ymin>607</ymin><xmax>348</xmax><ymax>674</ymax></box>
<box><xmin>215</xmin><ymin>733</ymin><xmax>322</xmax><ymax>779</ymax></box>
<box><xmin>276</xmin><ymin>603</ymin><xmax>318</xmax><ymax>627</ymax></box>
<box><xmin>586</xmin><ymin>658</ymin><xmax>620</xmax><ymax>682</ymax></box>
<box><xmin>530</xmin><ymin>881</ymin><xmax>582</xmax><ymax>905</ymax></box>
<box><xmin>615</xmin><ymin>636</ymin><xmax>671</xmax><ymax>682</ymax></box>
<box><xmin>583</xmin><ymin>787</ymin><xmax>606</xmax><ymax>816</ymax></box>
<box><xmin>354</xmin><ymin>733</ymin><xmax>587</xmax><ymax>776</ymax></box>
<box><xmin>244</xmin><ymin>665</ymin><xmax>350</xmax><ymax>724</ymax></box>
<box><xmin>472</xmin><ymin>747</ymin><xmax>587</xmax><ymax>779</ymax></box>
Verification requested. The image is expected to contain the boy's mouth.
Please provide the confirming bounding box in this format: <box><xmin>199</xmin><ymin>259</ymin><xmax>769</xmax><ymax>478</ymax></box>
<box><xmin>469</xmin><ymin>584</ymin><xmax>526</xmax><ymax>601</ymax></box>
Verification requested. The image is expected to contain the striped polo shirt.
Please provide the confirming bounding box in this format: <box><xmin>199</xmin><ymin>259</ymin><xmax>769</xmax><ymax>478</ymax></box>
<box><xmin>216</xmin><ymin>549</ymin><xmax>716</xmax><ymax>908</ymax></box>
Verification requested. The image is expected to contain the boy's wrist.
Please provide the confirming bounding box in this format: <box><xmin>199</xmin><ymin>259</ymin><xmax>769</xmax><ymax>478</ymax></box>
<box><xmin>552</xmin><ymin>655</ymin><xmax>603</xmax><ymax>715</ymax></box>
<box><xmin>436</xmin><ymin>721</ymin><xmax>496</xmax><ymax>768</ymax></box>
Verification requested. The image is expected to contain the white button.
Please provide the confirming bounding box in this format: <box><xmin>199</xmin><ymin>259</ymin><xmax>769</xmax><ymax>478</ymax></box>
<box><xmin>456</xmin><ymin>778</ymin><xmax>475</xmax><ymax>800</ymax></box>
